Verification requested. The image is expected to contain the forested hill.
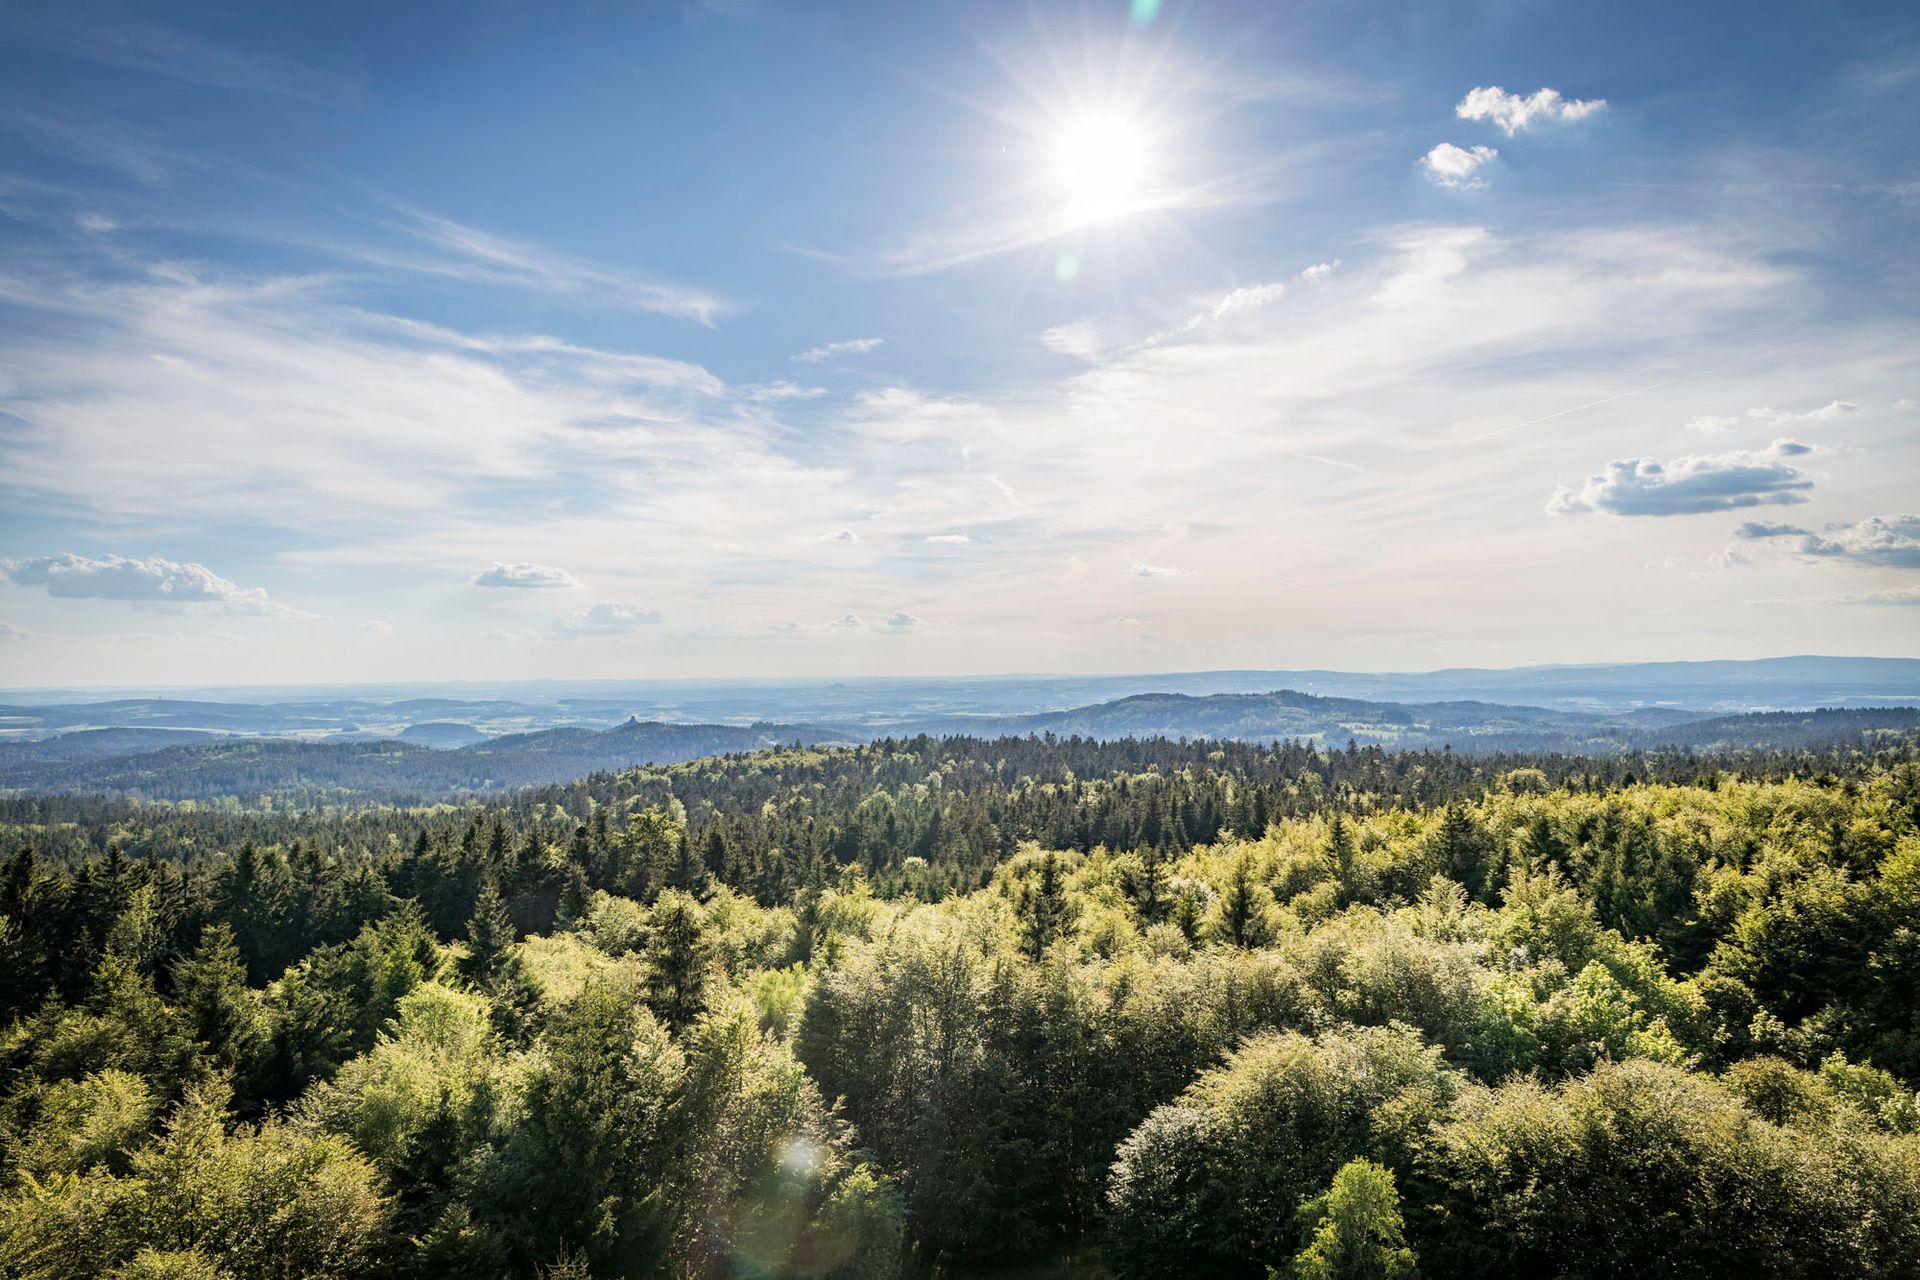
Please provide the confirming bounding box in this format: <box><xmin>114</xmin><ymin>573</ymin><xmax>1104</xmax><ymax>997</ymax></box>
<box><xmin>2</xmin><ymin>690</ymin><xmax>1916</xmax><ymax>803</ymax></box>
<box><xmin>925</xmin><ymin>688</ymin><xmax>1704</xmax><ymax>744</ymax></box>
<box><xmin>2</xmin><ymin>732</ymin><xmax>1918</xmax><ymax>1277</ymax></box>
<box><xmin>0</xmin><ymin>718</ymin><xmax>856</xmax><ymax>803</ymax></box>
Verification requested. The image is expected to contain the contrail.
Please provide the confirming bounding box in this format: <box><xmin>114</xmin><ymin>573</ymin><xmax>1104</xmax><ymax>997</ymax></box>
<box><xmin>1468</xmin><ymin>374</ymin><xmax>1691</xmax><ymax>443</ymax></box>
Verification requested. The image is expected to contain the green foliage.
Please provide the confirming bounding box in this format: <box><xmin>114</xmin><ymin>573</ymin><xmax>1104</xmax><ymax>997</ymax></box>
<box><xmin>1285</xmin><ymin>1158</ymin><xmax>1417</xmax><ymax>1280</ymax></box>
<box><xmin>1</xmin><ymin>734</ymin><xmax>1918</xmax><ymax>1277</ymax></box>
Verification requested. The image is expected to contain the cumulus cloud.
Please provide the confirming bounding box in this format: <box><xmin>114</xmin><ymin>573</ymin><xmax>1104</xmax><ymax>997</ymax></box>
<box><xmin>926</xmin><ymin>533</ymin><xmax>971</xmax><ymax>544</ymax></box>
<box><xmin>472</xmin><ymin>562</ymin><xmax>578</xmax><ymax>589</ymax></box>
<box><xmin>359</xmin><ymin>619</ymin><xmax>393</xmax><ymax>634</ymax></box>
<box><xmin>1300</xmin><ymin>259</ymin><xmax>1341</xmax><ymax>280</ymax></box>
<box><xmin>794</xmin><ymin>337</ymin><xmax>884</xmax><ymax>363</ymax></box>
<box><xmin>809</xmin><ymin>527</ymin><xmax>861</xmax><ymax>544</ymax></box>
<box><xmin>1456</xmin><ymin>86</ymin><xmax>1607</xmax><ymax>136</ymax></box>
<box><xmin>1734</xmin><ymin>513</ymin><xmax>1920</xmax><ymax>567</ymax></box>
<box><xmin>1422</xmin><ymin>143</ymin><xmax>1498</xmax><ymax>189</ymax></box>
<box><xmin>1547</xmin><ymin>439</ymin><xmax>1817</xmax><ymax>516</ymax></box>
<box><xmin>0</xmin><ymin>552</ymin><xmax>307</xmax><ymax>617</ymax></box>
<box><xmin>1686</xmin><ymin>399</ymin><xmax>1858</xmax><ymax>433</ymax></box>
<box><xmin>830</xmin><ymin>614</ymin><xmax>863</xmax><ymax>628</ymax></box>
<box><xmin>1129</xmin><ymin>558</ymin><xmax>1190</xmax><ymax>577</ymax></box>
<box><xmin>882</xmin><ymin>610</ymin><xmax>921</xmax><ymax>630</ymax></box>
<box><xmin>550</xmin><ymin>602</ymin><xmax>663</xmax><ymax>638</ymax></box>
<box><xmin>0</xmin><ymin>621</ymin><xmax>32</xmax><ymax>641</ymax></box>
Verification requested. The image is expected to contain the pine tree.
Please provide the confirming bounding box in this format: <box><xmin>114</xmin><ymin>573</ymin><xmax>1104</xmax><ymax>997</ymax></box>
<box><xmin>460</xmin><ymin>880</ymin><xmax>516</xmax><ymax>987</ymax></box>
<box><xmin>1214</xmin><ymin>853</ymin><xmax>1273</xmax><ymax>949</ymax></box>
<box><xmin>665</xmin><ymin>833</ymin><xmax>710</xmax><ymax>898</ymax></box>
<box><xmin>1020</xmin><ymin>854</ymin><xmax>1070</xmax><ymax>959</ymax></box>
<box><xmin>174</xmin><ymin>922</ymin><xmax>267</xmax><ymax>1079</ymax></box>
<box><xmin>644</xmin><ymin>890</ymin><xmax>710</xmax><ymax>1031</ymax></box>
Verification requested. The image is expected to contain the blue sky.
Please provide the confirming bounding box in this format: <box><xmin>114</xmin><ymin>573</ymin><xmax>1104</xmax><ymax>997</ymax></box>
<box><xmin>0</xmin><ymin>0</ymin><xmax>1916</xmax><ymax>686</ymax></box>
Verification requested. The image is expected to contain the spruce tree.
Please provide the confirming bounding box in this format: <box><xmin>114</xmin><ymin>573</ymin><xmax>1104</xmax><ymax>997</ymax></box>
<box><xmin>460</xmin><ymin>880</ymin><xmax>516</xmax><ymax>987</ymax></box>
<box><xmin>644</xmin><ymin>889</ymin><xmax>710</xmax><ymax>1031</ymax></box>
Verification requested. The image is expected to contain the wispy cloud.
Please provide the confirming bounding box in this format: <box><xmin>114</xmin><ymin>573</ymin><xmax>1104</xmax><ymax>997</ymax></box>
<box><xmin>551</xmin><ymin>602</ymin><xmax>664</xmax><ymax>638</ymax></box>
<box><xmin>1685</xmin><ymin>399</ymin><xmax>1858</xmax><ymax>433</ymax></box>
<box><xmin>794</xmin><ymin>337</ymin><xmax>884</xmax><ymax>363</ymax></box>
<box><xmin>4</xmin><ymin>6</ymin><xmax>359</xmax><ymax>104</ymax></box>
<box><xmin>385</xmin><ymin>208</ymin><xmax>728</xmax><ymax>323</ymax></box>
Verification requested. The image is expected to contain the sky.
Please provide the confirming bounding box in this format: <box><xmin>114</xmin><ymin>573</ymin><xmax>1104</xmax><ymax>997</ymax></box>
<box><xmin>0</xmin><ymin>0</ymin><xmax>1916</xmax><ymax>688</ymax></box>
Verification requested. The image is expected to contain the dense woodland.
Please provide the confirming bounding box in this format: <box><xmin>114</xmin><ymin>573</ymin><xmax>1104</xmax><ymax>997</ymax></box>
<box><xmin>3</xmin><ymin>732</ymin><xmax>1920</xmax><ymax>1277</ymax></box>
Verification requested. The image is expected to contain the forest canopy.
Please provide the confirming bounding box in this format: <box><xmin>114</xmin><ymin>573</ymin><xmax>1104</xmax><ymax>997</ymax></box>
<box><xmin>2</xmin><ymin>731</ymin><xmax>1918</xmax><ymax>1277</ymax></box>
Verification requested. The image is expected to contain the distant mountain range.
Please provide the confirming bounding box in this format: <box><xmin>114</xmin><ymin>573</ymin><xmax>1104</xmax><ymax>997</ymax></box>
<box><xmin>1</xmin><ymin>683</ymin><xmax>1913</xmax><ymax>804</ymax></box>
<box><xmin>4</xmin><ymin>655</ymin><xmax>1917</xmax><ymax>733</ymax></box>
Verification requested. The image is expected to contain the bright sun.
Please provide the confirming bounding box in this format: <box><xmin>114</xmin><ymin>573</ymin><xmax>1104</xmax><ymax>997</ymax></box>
<box><xmin>1050</xmin><ymin>110</ymin><xmax>1153</xmax><ymax>224</ymax></box>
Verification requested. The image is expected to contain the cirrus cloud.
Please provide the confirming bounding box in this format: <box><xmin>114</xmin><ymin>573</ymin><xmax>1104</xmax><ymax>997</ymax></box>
<box><xmin>794</xmin><ymin>337</ymin><xmax>884</xmax><ymax>363</ymax></box>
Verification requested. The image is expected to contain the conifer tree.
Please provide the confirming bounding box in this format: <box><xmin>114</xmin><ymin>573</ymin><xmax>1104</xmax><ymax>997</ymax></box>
<box><xmin>644</xmin><ymin>889</ymin><xmax>710</xmax><ymax>1031</ymax></box>
<box><xmin>459</xmin><ymin>880</ymin><xmax>516</xmax><ymax>987</ymax></box>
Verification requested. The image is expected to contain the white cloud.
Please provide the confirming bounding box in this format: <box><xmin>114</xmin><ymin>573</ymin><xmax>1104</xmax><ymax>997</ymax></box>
<box><xmin>359</xmin><ymin>619</ymin><xmax>393</xmax><ymax>634</ymax></box>
<box><xmin>1687</xmin><ymin>399</ymin><xmax>1858</xmax><ymax>433</ymax></box>
<box><xmin>926</xmin><ymin>533</ymin><xmax>971</xmax><ymax>544</ymax></box>
<box><xmin>0</xmin><ymin>552</ymin><xmax>308</xmax><ymax>617</ymax></box>
<box><xmin>1827</xmin><ymin>587</ymin><xmax>1920</xmax><ymax>606</ymax></box>
<box><xmin>551</xmin><ymin>602</ymin><xmax>664</xmax><ymax>639</ymax></box>
<box><xmin>794</xmin><ymin>337</ymin><xmax>884</xmax><ymax>363</ymax></box>
<box><xmin>1041</xmin><ymin>320</ymin><xmax>1104</xmax><ymax>361</ymax></box>
<box><xmin>741</xmin><ymin>381</ymin><xmax>828</xmax><ymax>401</ymax></box>
<box><xmin>473</xmin><ymin>562</ymin><xmax>578</xmax><ymax>589</ymax></box>
<box><xmin>1733</xmin><ymin>513</ymin><xmax>1920</xmax><ymax>568</ymax></box>
<box><xmin>1548</xmin><ymin>439</ymin><xmax>1817</xmax><ymax>516</ymax></box>
<box><xmin>882</xmin><ymin>610</ymin><xmax>921</xmax><ymax>630</ymax></box>
<box><xmin>809</xmin><ymin>528</ymin><xmax>861</xmax><ymax>544</ymax></box>
<box><xmin>0</xmin><ymin>620</ymin><xmax>32</xmax><ymax>641</ymax></box>
<box><xmin>831</xmin><ymin>614</ymin><xmax>863</xmax><ymax>628</ymax></box>
<box><xmin>1422</xmin><ymin>143</ymin><xmax>1498</xmax><ymax>189</ymax></box>
<box><xmin>1456</xmin><ymin>86</ymin><xmax>1607</xmax><ymax>136</ymax></box>
<box><xmin>1300</xmin><ymin>259</ymin><xmax>1342</xmax><ymax>280</ymax></box>
<box><xmin>1131</xmin><ymin>281</ymin><xmax>1290</xmax><ymax>352</ymax></box>
<box><xmin>390</xmin><ymin>208</ymin><xmax>726</xmax><ymax>324</ymax></box>
<box><xmin>1129</xmin><ymin>559</ymin><xmax>1190</xmax><ymax>577</ymax></box>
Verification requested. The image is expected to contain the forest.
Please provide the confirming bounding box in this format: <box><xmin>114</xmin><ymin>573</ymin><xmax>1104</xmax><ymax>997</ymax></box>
<box><xmin>2</xmin><ymin>731</ymin><xmax>1919</xmax><ymax>1278</ymax></box>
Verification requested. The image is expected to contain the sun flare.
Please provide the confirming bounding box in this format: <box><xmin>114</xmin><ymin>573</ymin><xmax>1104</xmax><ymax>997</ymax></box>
<box><xmin>1050</xmin><ymin>109</ymin><xmax>1154</xmax><ymax>224</ymax></box>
